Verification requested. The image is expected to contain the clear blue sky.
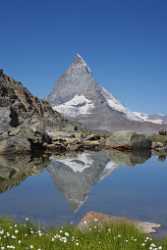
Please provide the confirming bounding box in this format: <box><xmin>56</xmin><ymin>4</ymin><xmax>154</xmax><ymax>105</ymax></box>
<box><xmin>0</xmin><ymin>0</ymin><xmax>167</xmax><ymax>114</ymax></box>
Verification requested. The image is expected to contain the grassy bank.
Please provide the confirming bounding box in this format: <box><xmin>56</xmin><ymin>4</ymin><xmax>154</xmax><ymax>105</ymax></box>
<box><xmin>0</xmin><ymin>218</ymin><xmax>166</xmax><ymax>250</ymax></box>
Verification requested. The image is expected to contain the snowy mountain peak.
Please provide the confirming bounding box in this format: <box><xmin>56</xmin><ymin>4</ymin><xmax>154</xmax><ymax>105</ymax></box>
<box><xmin>47</xmin><ymin>55</ymin><xmax>167</xmax><ymax>132</ymax></box>
<box><xmin>75</xmin><ymin>53</ymin><xmax>86</xmax><ymax>64</ymax></box>
<box><xmin>70</xmin><ymin>53</ymin><xmax>92</xmax><ymax>73</ymax></box>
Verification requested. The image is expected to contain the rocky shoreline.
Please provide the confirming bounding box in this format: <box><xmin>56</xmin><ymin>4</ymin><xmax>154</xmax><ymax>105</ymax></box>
<box><xmin>0</xmin><ymin>121</ymin><xmax>167</xmax><ymax>156</ymax></box>
<box><xmin>0</xmin><ymin>129</ymin><xmax>153</xmax><ymax>155</ymax></box>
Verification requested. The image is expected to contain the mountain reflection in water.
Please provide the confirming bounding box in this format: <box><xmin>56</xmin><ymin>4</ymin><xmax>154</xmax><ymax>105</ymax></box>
<box><xmin>48</xmin><ymin>150</ymin><xmax>151</xmax><ymax>211</ymax></box>
<box><xmin>2</xmin><ymin>149</ymin><xmax>167</xmax><ymax>226</ymax></box>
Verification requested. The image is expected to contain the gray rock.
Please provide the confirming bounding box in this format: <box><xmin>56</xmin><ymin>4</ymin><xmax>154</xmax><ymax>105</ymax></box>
<box><xmin>0</xmin><ymin>108</ymin><xmax>11</xmax><ymax>134</ymax></box>
<box><xmin>105</xmin><ymin>131</ymin><xmax>152</xmax><ymax>150</ymax></box>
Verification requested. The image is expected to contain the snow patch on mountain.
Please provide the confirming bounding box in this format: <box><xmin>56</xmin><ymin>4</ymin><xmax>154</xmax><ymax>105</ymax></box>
<box><xmin>125</xmin><ymin>111</ymin><xmax>164</xmax><ymax>124</ymax></box>
<box><xmin>101</xmin><ymin>88</ymin><xmax>153</xmax><ymax>123</ymax></box>
<box><xmin>101</xmin><ymin>88</ymin><xmax>164</xmax><ymax>124</ymax></box>
<box><xmin>101</xmin><ymin>87</ymin><xmax>127</xmax><ymax>113</ymax></box>
<box><xmin>125</xmin><ymin>112</ymin><xmax>142</xmax><ymax>121</ymax></box>
<box><xmin>131</xmin><ymin>112</ymin><xmax>163</xmax><ymax>125</ymax></box>
<box><xmin>133</xmin><ymin>112</ymin><xmax>163</xmax><ymax>124</ymax></box>
<box><xmin>53</xmin><ymin>95</ymin><xmax>95</xmax><ymax>117</ymax></box>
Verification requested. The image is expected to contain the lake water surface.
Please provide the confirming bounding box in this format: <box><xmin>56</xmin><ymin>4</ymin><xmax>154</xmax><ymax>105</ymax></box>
<box><xmin>0</xmin><ymin>150</ymin><xmax>167</xmax><ymax>231</ymax></box>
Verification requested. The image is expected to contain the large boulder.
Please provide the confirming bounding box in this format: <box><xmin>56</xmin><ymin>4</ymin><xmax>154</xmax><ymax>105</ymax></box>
<box><xmin>0</xmin><ymin>125</ymin><xmax>49</xmax><ymax>155</ymax></box>
<box><xmin>105</xmin><ymin>131</ymin><xmax>152</xmax><ymax>150</ymax></box>
<box><xmin>78</xmin><ymin>211</ymin><xmax>160</xmax><ymax>234</ymax></box>
<box><xmin>0</xmin><ymin>136</ymin><xmax>31</xmax><ymax>154</ymax></box>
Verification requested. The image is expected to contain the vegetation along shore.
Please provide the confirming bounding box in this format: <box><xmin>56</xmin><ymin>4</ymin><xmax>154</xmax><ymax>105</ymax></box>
<box><xmin>0</xmin><ymin>215</ymin><xmax>166</xmax><ymax>250</ymax></box>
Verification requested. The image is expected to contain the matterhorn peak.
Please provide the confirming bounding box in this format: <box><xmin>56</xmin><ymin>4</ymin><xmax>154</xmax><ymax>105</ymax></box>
<box><xmin>47</xmin><ymin>55</ymin><xmax>167</xmax><ymax>132</ymax></box>
<box><xmin>74</xmin><ymin>53</ymin><xmax>87</xmax><ymax>64</ymax></box>
<box><xmin>71</xmin><ymin>53</ymin><xmax>92</xmax><ymax>73</ymax></box>
<box><xmin>75</xmin><ymin>53</ymin><xmax>85</xmax><ymax>62</ymax></box>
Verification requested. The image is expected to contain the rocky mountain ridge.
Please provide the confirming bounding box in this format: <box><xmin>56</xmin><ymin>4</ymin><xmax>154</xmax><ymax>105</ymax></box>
<box><xmin>0</xmin><ymin>69</ymin><xmax>78</xmax><ymax>154</ymax></box>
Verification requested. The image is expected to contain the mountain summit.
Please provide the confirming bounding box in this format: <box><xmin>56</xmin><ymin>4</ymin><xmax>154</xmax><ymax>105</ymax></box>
<box><xmin>47</xmin><ymin>54</ymin><xmax>166</xmax><ymax>133</ymax></box>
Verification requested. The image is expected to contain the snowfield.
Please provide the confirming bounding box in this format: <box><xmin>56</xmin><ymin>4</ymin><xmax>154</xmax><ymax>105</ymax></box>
<box><xmin>101</xmin><ymin>87</ymin><xmax>127</xmax><ymax>113</ymax></box>
<box><xmin>53</xmin><ymin>95</ymin><xmax>95</xmax><ymax>117</ymax></box>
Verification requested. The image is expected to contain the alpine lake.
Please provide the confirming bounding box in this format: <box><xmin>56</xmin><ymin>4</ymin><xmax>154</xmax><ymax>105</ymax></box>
<box><xmin>0</xmin><ymin>149</ymin><xmax>167</xmax><ymax>236</ymax></box>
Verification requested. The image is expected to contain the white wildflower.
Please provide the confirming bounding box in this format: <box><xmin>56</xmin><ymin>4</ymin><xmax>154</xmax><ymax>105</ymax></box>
<box><xmin>64</xmin><ymin>232</ymin><xmax>69</xmax><ymax>237</ymax></box>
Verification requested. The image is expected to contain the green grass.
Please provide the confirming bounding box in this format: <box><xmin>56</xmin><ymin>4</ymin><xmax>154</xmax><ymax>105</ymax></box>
<box><xmin>0</xmin><ymin>217</ymin><xmax>166</xmax><ymax>250</ymax></box>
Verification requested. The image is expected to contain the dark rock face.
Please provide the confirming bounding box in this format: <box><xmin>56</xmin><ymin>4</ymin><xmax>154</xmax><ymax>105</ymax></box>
<box><xmin>47</xmin><ymin>54</ymin><xmax>166</xmax><ymax>133</ymax></box>
<box><xmin>0</xmin><ymin>70</ymin><xmax>77</xmax><ymax>154</ymax></box>
<box><xmin>9</xmin><ymin>107</ymin><xmax>19</xmax><ymax>127</ymax></box>
<box><xmin>0</xmin><ymin>69</ymin><xmax>65</xmax><ymax>132</ymax></box>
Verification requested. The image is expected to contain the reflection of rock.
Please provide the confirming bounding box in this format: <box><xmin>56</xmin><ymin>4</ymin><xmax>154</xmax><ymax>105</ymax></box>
<box><xmin>0</xmin><ymin>155</ymin><xmax>49</xmax><ymax>193</ymax></box>
<box><xmin>106</xmin><ymin>150</ymin><xmax>151</xmax><ymax>166</ymax></box>
<box><xmin>48</xmin><ymin>150</ymin><xmax>151</xmax><ymax>211</ymax></box>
